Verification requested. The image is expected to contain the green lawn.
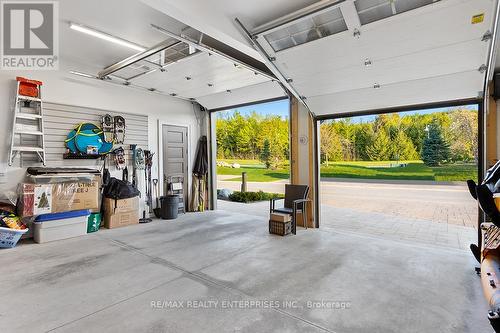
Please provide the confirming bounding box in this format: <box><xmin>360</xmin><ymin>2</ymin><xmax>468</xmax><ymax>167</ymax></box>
<box><xmin>217</xmin><ymin>165</ymin><xmax>289</xmax><ymax>182</ymax></box>
<box><xmin>431</xmin><ymin>163</ymin><xmax>478</xmax><ymax>182</ymax></box>
<box><xmin>218</xmin><ymin>159</ymin><xmax>264</xmax><ymax>167</ymax></box>
<box><xmin>217</xmin><ymin>159</ymin><xmax>477</xmax><ymax>182</ymax></box>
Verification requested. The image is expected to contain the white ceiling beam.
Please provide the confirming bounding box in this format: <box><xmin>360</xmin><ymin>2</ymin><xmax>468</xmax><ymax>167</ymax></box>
<box><xmin>235</xmin><ymin>18</ymin><xmax>310</xmax><ymax>112</ymax></box>
<box><xmin>140</xmin><ymin>0</ymin><xmax>264</xmax><ymax>62</ymax></box>
<box><xmin>151</xmin><ymin>24</ymin><xmax>275</xmax><ymax>81</ymax></box>
<box><xmin>339</xmin><ymin>0</ymin><xmax>361</xmax><ymax>32</ymax></box>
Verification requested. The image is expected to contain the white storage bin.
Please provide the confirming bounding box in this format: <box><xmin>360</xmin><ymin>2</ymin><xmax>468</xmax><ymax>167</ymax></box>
<box><xmin>33</xmin><ymin>210</ymin><xmax>90</xmax><ymax>243</ymax></box>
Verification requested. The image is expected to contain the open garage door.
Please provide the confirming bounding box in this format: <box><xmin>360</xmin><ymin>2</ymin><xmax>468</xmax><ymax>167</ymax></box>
<box><xmin>247</xmin><ymin>0</ymin><xmax>496</xmax><ymax>117</ymax></box>
<box><xmin>198</xmin><ymin>81</ymin><xmax>286</xmax><ymax>111</ymax></box>
<box><xmin>317</xmin><ymin>102</ymin><xmax>481</xmax><ymax>250</ymax></box>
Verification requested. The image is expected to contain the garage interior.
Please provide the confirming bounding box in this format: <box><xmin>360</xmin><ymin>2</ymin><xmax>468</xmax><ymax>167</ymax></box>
<box><xmin>2</xmin><ymin>0</ymin><xmax>500</xmax><ymax>332</ymax></box>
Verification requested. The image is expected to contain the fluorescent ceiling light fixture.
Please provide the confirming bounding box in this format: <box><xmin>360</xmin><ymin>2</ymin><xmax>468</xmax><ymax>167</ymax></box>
<box><xmin>69</xmin><ymin>23</ymin><xmax>146</xmax><ymax>52</ymax></box>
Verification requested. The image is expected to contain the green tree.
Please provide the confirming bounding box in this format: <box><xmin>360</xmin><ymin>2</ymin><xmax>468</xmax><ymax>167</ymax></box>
<box><xmin>391</xmin><ymin>130</ymin><xmax>419</xmax><ymax>160</ymax></box>
<box><xmin>320</xmin><ymin>123</ymin><xmax>342</xmax><ymax>164</ymax></box>
<box><xmin>332</xmin><ymin>119</ymin><xmax>356</xmax><ymax>160</ymax></box>
<box><xmin>260</xmin><ymin>139</ymin><xmax>271</xmax><ymax>169</ymax></box>
<box><xmin>421</xmin><ymin>123</ymin><xmax>451</xmax><ymax>166</ymax></box>
<box><xmin>217</xmin><ymin>106</ymin><xmax>477</xmax><ymax>166</ymax></box>
<box><xmin>216</xmin><ymin>116</ymin><xmax>234</xmax><ymax>158</ymax></box>
<box><xmin>446</xmin><ymin>109</ymin><xmax>478</xmax><ymax>162</ymax></box>
<box><xmin>366</xmin><ymin>130</ymin><xmax>391</xmax><ymax>161</ymax></box>
<box><xmin>354</xmin><ymin>123</ymin><xmax>374</xmax><ymax>160</ymax></box>
<box><xmin>236</xmin><ymin>112</ymin><xmax>260</xmax><ymax>159</ymax></box>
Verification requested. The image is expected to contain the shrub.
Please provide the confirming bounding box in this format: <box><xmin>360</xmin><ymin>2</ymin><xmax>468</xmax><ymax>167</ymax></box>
<box><xmin>228</xmin><ymin>191</ymin><xmax>284</xmax><ymax>203</ymax></box>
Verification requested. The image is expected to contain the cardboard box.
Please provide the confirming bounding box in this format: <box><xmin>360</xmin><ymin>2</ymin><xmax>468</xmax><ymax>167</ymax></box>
<box><xmin>103</xmin><ymin>197</ymin><xmax>140</xmax><ymax>229</ymax></box>
<box><xmin>104</xmin><ymin>210</ymin><xmax>139</xmax><ymax>229</ymax></box>
<box><xmin>19</xmin><ymin>178</ymin><xmax>101</xmax><ymax>217</ymax></box>
<box><xmin>52</xmin><ymin>181</ymin><xmax>100</xmax><ymax>213</ymax></box>
<box><xmin>18</xmin><ymin>183</ymin><xmax>53</xmax><ymax>216</ymax></box>
<box><xmin>270</xmin><ymin>212</ymin><xmax>291</xmax><ymax>222</ymax></box>
<box><xmin>103</xmin><ymin>197</ymin><xmax>139</xmax><ymax>214</ymax></box>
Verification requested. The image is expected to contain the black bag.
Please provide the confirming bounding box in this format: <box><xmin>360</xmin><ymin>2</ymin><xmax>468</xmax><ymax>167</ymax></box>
<box><xmin>468</xmin><ymin>161</ymin><xmax>500</xmax><ymax>227</ymax></box>
<box><xmin>103</xmin><ymin>177</ymin><xmax>140</xmax><ymax>200</ymax></box>
<box><xmin>102</xmin><ymin>168</ymin><xmax>111</xmax><ymax>187</ymax></box>
<box><xmin>477</xmin><ymin>184</ymin><xmax>500</xmax><ymax>226</ymax></box>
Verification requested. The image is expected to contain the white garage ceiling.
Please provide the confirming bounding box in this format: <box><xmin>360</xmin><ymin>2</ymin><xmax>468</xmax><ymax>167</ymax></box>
<box><xmin>140</xmin><ymin>0</ymin><xmax>321</xmax><ymax>62</ymax></box>
<box><xmin>60</xmin><ymin>0</ymin><xmax>185</xmax><ymax>72</ymax></box>
<box><xmin>63</xmin><ymin>0</ymin><xmax>498</xmax><ymax>114</ymax></box>
<box><xmin>61</xmin><ymin>0</ymin><xmax>285</xmax><ymax>108</ymax></box>
<box><xmin>253</xmin><ymin>0</ymin><xmax>495</xmax><ymax>115</ymax></box>
<box><xmin>129</xmin><ymin>53</ymin><xmax>273</xmax><ymax>99</ymax></box>
<box><xmin>141</xmin><ymin>0</ymin><xmax>498</xmax><ymax>115</ymax></box>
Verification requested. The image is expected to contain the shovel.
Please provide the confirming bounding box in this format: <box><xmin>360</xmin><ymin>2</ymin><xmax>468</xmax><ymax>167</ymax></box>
<box><xmin>153</xmin><ymin>179</ymin><xmax>161</xmax><ymax>218</ymax></box>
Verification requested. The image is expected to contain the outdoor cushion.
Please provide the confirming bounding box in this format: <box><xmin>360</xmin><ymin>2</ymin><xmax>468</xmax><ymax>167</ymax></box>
<box><xmin>273</xmin><ymin>207</ymin><xmax>294</xmax><ymax>215</ymax></box>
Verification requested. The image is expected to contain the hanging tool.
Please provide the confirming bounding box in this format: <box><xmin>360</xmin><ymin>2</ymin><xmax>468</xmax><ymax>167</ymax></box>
<box><xmin>153</xmin><ymin>179</ymin><xmax>161</xmax><ymax>218</ymax></box>
<box><xmin>144</xmin><ymin>150</ymin><xmax>154</xmax><ymax>214</ymax></box>
<box><xmin>122</xmin><ymin>166</ymin><xmax>128</xmax><ymax>182</ymax></box>
<box><xmin>139</xmin><ymin>210</ymin><xmax>152</xmax><ymax>224</ymax></box>
<box><xmin>130</xmin><ymin>144</ymin><xmax>137</xmax><ymax>187</ymax></box>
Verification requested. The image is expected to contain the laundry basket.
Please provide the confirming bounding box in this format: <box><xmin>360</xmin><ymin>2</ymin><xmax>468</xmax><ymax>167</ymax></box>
<box><xmin>0</xmin><ymin>227</ymin><xmax>28</xmax><ymax>248</ymax></box>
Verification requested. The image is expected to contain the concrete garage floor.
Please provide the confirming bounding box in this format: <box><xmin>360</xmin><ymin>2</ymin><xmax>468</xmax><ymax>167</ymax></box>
<box><xmin>218</xmin><ymin>200</ymin><xmax>477</xmax><ymax>251</ymax></box>
<box><xmin>217</xmin><ymin>178</ymin><xmax>477</xmax><ymax>227</ymax></box>
<box><xmin>1</xmin><ymin>209</ymin><xmax>492</xmax><ymax>333</ymax></box>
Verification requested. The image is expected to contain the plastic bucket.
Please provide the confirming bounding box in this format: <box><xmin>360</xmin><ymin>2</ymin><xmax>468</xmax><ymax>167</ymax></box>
<box><xmin>160</xmin><ymin>195</ymin><xmax>179</xmax><ymax>220</ymax></box>
<box><xmin>0</xmin><ymin>227</ymin><xmax>28</xmax><ymax>248</ymax></box>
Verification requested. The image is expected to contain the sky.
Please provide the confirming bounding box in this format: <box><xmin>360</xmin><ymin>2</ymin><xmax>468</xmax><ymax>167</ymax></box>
<box><xmin>220</xmin><ymin>99</ymin><xmax>289</xmax><ymax>118</ymax></box>
<box><xmin>219</xmin><ymin>99</ymin><xmax>478</xmax><ymax>122</ymax></box>
<box><xmin>350</xmin><ymin>104</ymin><xmax>479</xmax><ymax>123</ymax></box>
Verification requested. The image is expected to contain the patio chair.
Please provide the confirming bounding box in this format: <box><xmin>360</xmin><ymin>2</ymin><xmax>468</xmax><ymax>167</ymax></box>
<box><xmin>270</xmin><ymin>184</ymin><xmax>310</xmax><ymax>235</ymax></box>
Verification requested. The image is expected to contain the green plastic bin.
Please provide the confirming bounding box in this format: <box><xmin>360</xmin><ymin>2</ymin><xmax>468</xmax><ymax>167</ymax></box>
<box><xmin>87</xmin><ymin>213</ymin><xmax>101</xmax><ymax>233</ymax></box>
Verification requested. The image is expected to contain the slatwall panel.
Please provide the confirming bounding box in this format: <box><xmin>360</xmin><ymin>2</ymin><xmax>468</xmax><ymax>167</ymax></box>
<box><xmin>14</xmin><ymin>102</ymin><xmax>149</xmax><ymax>168</ymax></box>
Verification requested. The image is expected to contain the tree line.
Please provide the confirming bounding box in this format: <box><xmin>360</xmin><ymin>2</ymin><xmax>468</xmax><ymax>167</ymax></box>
<box><xmin>216</xmin><ymin>108</ymin><xmax>478</xmax><ymax>168</ymax></box>
<box><xmin>216</xmin><ymin>111</ymin><xmax>289</xmax><ymax>168</ymax></box>
<box><xmin>321</xmin><ymin>109</ymin><xmax>477</xmax><ymax>165</ymax></box>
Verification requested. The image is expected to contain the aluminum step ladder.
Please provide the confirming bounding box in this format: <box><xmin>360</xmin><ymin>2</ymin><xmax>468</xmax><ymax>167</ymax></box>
<box><xmin>8</xmin><ymin>80</ymin><xmax>46</xmax><ymax>166</ymax></box>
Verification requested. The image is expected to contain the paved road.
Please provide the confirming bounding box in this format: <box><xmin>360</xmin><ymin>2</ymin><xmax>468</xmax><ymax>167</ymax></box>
<box><xmin>217</xmin><ymin>177</ymin><xmax>478</xmax><ymax>228</ymax></box>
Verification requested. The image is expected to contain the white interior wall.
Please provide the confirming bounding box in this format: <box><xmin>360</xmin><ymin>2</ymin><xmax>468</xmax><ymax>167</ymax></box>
<box><xmin>0</xmin><ymin>63</ymin><xmax>201</xmax><ymax>202</ymax></box>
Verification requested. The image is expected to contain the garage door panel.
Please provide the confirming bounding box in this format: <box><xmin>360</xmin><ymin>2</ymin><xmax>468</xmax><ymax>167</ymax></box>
<box><xmin>308</xmin><ymin>71</ymin><xmax>482</xmax><ymax>116</ymax></box>
<box><xmin>293</xmin><ymin>40</ymin><xmax>486</xmax><ymax>97</ymax></box>
<box><xmin>197</xmin><ymin>80</ymin><xmax>286</xmax><ymax>110</ymax></box>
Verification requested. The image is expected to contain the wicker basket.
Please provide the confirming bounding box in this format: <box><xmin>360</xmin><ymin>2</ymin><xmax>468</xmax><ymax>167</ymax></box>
<box><xmin>269</xmin><ymin>220</ymin><xmax>291</xmax><ymax>236</ymax></box>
